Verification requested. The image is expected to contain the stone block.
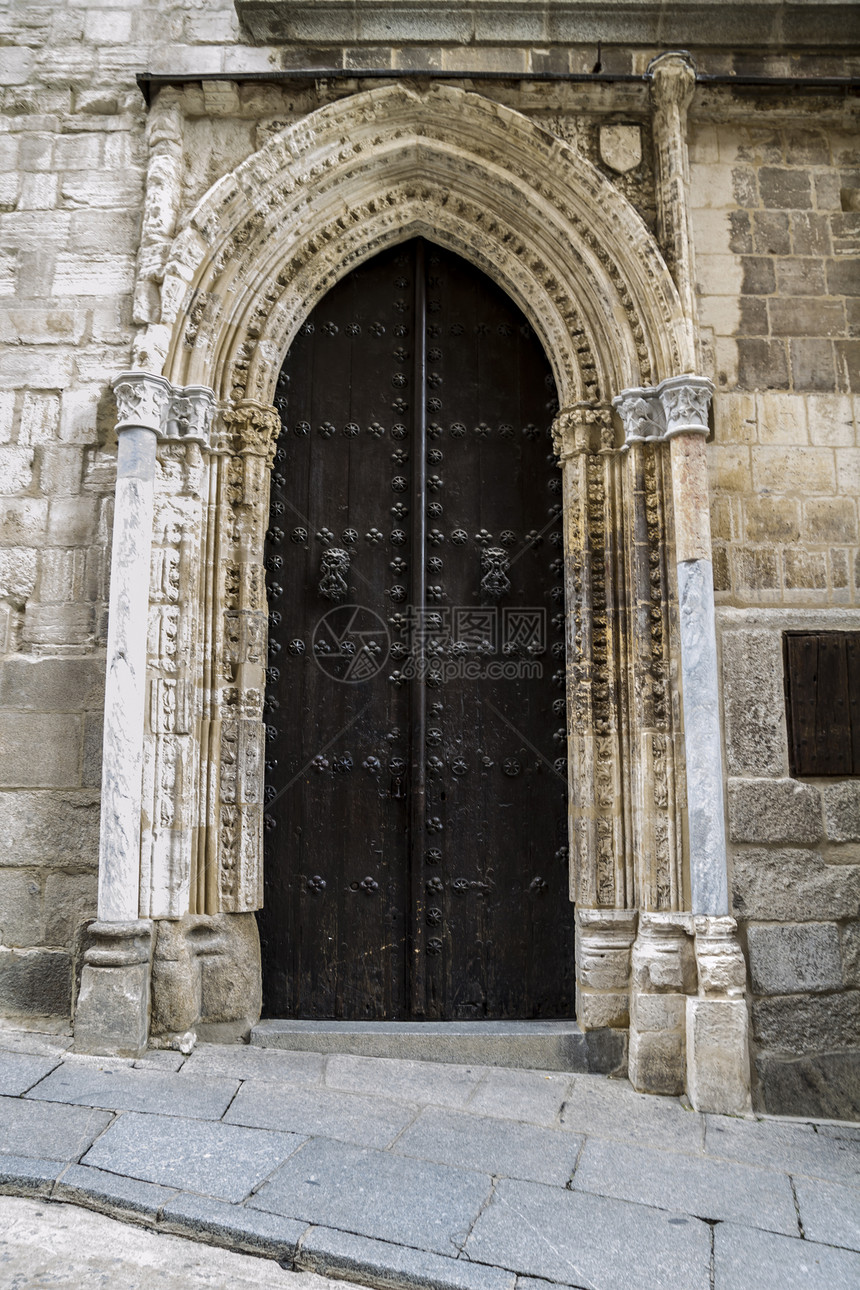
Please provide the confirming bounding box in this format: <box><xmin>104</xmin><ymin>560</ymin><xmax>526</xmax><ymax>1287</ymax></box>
<box><xmin>747</xmin><ymin>922</ymin><xmax>844</xmax><ymax>995</ymax></box>
<box><xmin>225</xmin><ymin>1079</ymin><xmax>417</xmax><ymax>1150</ymax></box>
<box><xmin>0</xmin><ymin>789</ymin><xmax>100</xmax><ymax>869</ymax></box>
<box><xmin>300</xmin><ymin>1227</ymin><xmax>516</xmax><ymax>1290</ymax></box>
<box><xmin>753</xmin><ymin>211</ymin><xmax>791</xmax><ymax>255</ymax></box>
<box><xmin>792</xmin><ymin>211</ymin><xmax>832</xmax><ymax>257</ymax></box>
<box><xmin>822</xmin><ymin>782</ymin><xmax>860</xmax><ymax>842</ymax></box>
<box><xmin>710</xmin><ymin>445</ymin><xmax>752</xmax><ymax>493</ymax></box>
<box><xmin>740</xmin><ymin>255</ymin><xmax>775</xmax><ymax>295</ymax></box>
<box><xmin>393</xmin><ymin>1105</ymin><xmax>582</xmax><ymax>1186</ymax></box>
<box><xmin>631</xmin><ymin>990</ymin><xmax>685</xmax><ymax>1032</ymax></box>
<box><xmin>737</xmin><ymin>338</ymin><xmax>790</xmax><ymax>390</ymax></box>
<box><xmin>251</xmin><ymin>1136</ymin><xmax>491</xmax><ymax>1256</ymax></box>
<box><xmin>758</xmin><ymin>166</ymin><xmax>813</xmax><ymax>210</ymax></box>
<box><xmin>52</xmin><ymin>254</ymin><xmax>134</xmax><ymax>297</ymax></box>
<box><xmin>0</xmin><ymin>1153</ymin><xmax>64</xmax><ymax>1197</ymax></box>
<box><xmin>0</xmin><ymin>946</ymin><xmax>70</xmax><ymax>1017</ymax></box>
<box><xmin>575</xmin><ymin>987</ymin><xmax>630</xmax><ymax>1030</ymax></box>
<box><xmin>41</xmin><ymin>871</ymin><xmax>95</xmax><ymax>948</ymax></box>
<box><xmin>686</xmin><ymin>997</ymin><xmax>752</xmax><ymax>1115</ymax></box>
<box><xmin>19</xmin><ymin>392</ymin><xmax>60</xmax><ymax>443</ymax></box>
<box><xmin>0</xmin><ymin>548</ymin><xmax>37</xmax><ymax>601</ymax></box>
<box><xmin>803</xmin><ymin>497</ymin><xmax>857</xmax><ymax>542</ymax></box>
<box><xmin>790</xmin><ymin>337</ymin><xmax>838</xmax><ymax>391</ymax></box>
<box><xmin>0</xmin><ymin>446</ymin><xmax>35</xmax><ymax>493</ymax></box>
<box><xmin>841</xmin><ymin>923</ymin><xmax>860</xmax><ymax>987</ymax></box>
<box><xmin>783</xmin><ymin>548</ymin><xmax>828</xmax><ymax>590</ymax></box>
<box><xmin>836</xmin><ymin>338</ymin><xmax>860</xmax><ymax>392</ymax></box>
<box><xmin>714</xmin><ymin>1224</ymin><xmax>860</xmax><ymax>1290</ymax></box>
<box><xmin>743</xmin><ymin>495</ymin><xmax>800</xmax><ymax>542</ymax></box>
<box><xmin>728</xmin><ymin>779</ymin><xmax>822</xmax><ymax>844</ymax></box>
<box><xmin>722</xmin><ymin>630</ymin><xmax>788</xmax><ymax>777</ymax></box>
<box><xmin>771</xmin><ymin>297</ymin><xmax>845</xmax><ymax>337</ymax></box>
<box><xmin>0</xmin><ymin>1092</ymin><xmax>111</xmax><ymax>1162</ymax></box>
<box><xmin>714</xmin><ymin>391</ymin><xmax>757</xmax><ymax>445</ymax></box>
<box><xmin>795</xmin><ymin>1176</ymin><xmax>860</xmax><ymax>1252</ymax></box>
<box><xmin>756</xmin><ymin>1051</ymin><xmax>860</xmax><ymax>1121</ymax></box>
<box><xmin>0</xmin><ymin>868</ymin><xmax>43</xmax><ymax>946</ymax></box>
<box><xmin>775</xmin><ymin>257</ymin><xmax>826</xmax><ymax>297</ymax></box>
<box><xmin>31</xmin><ymin>1061</ymin><xmax>239</xmax><ymax>1121</ymax></box>
<box><xmin>464</xmin><ymin>1177</ymin><xmax>710</xmax><ymax>1289</ymax></box>
<box><xmin>0</xmin><ymin>655</ymin><xmax>104</xmax><ymax>713</ymax></box>
<box><xmin>731</xmin><ymin>847</ymin><xmax>860</xmax><ymax>922</ymax></box>
<box><xmin>752</xmin><ymin>989</ymin><xmax>860</xmax><ymax>1056</ymax></box>
<box><xmin>160</xmin><ymin>1193</ymin><xmax>306</xmax><ymax>1259</ymax></box>
<box><xmin>628</xmin><ymin>1024</ymin><xmax>685</xmax><ymax>1097</ymax></box>
<box><xmin>83</xmin><ymin>1110</ymin><xmax>305</xmax><ymax>1203</ymax></box>
<box><xmin>0</xmin><ymin>48</ymin><xmax>34</xmax><ymax>86</ymax></box>
<box><xmin>0</xmin><ymin>1050</ymin><xmax>60</xmax><ymax>1096</ymax></box>
<box><xmin>0</xmin><ymin>712</ymin><xmax>82</xmax><ymax>788</ymax></box>
<box><xmin>55</xmin><ymin>1164</ymin><xmax>176</xmax><ymax>1222</ymax></box>
<box><xmin>807</xmin><ymin>393</ymin><xmax>856</xmax><ymax>446</ymax></box>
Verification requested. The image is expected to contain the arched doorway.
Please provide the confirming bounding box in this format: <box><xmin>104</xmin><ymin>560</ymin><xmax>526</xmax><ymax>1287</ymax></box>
<box><xmin>259</xmin><ymin>239</ymin><xmax>575</xmax><ymax>1020</ymax></box>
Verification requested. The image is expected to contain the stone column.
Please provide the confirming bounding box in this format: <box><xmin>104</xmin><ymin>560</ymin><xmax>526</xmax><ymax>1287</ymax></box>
<box><xmin>75</xmin><ymin>370</ymin><xmax>171</xmax><ymax>1054</ymax></box>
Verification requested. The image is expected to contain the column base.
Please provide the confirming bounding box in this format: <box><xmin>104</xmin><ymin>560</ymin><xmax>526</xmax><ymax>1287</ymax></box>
<box><xmin>73</xmin><ymin>920</ymin><xmax>153</xmax><ymax>1057</ymax></box>
<box><xmin>575</xmin><ymin>908</ymin><xmax>638</xmax><ymax>1030</ymax></box>
<box><xmin>685</xmin><ymin>915</ymin><xmax>752</xmax><ymax>1114</ymax></box>
<box><xmin>628</xmin><ymin>912</ymin><xmax>695</xmax><ymax>1096</ymax></box>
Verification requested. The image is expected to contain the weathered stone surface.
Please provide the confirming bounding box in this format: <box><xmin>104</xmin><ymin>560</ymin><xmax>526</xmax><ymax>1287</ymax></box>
<box><xmin>225</xmin><ymin>1080</ymin><xmax>417</xmax><ymax>1150</ymax></box>
<box><xmin>795</xmin><ymin>1176</ymin><xmax>860</xmax><ymax>1253</ymax></box>
<box><xmin>0</xmin><ymin>1051</ymin><xmax>59</xmax><ymax>1096</ymax></box>
<box><xmin>299</xmin><ymin>1226</ymin><xmax>516</xmax><ymax>1290</ymax></box>
<box><xmin>0</xmin><ymin>948</ymin><xmax>71</xmax><ymax>1017</ymax></box>
<box><xmin>755</xmin><ymin>1051</ymin><xmax>860</xmax><ymax>1120</ymax></box>
<box><xmin>0</xmin><ymin>791</ymin><xmax>100</xmax><ymax>871</ymax></box>
<box><xmin>686</xmin><ymin>998</ymin><xmax>751</xmax><ymax>1116</ymax></box>
<box><xmin>751</xmin><ymin>990</ymin><xmax>860</xmax><ymax>1057</ymax></box>
<box><xmin>55</xmin><ymin>1163</ymin><xmax>177</xmax><ymax>1222</ymax></box>
<box><xmin>747</xmin><ymin>922</ymin><xmax>844</xmax><ymax>995</ymax></box>
<box><xmin>728</xmin><ymin>779</ymin><xmax>823</xmax><ymax>845</ymax></box>
<box><xmin>721</xmin><ymin>630</ymin><xmax>787</xmax><ymax>776</ymax></box>
<box><xmin>160</xmin><ymin>1193</ymin><xmax>307</xmax><ymax>1257</ymax></box>
<box><xmin>27</xmin><ymin>1061</ymin><xmax>239</xmax><ymax>1121</ymax></box>
<box><xmin>714</xmin><ymin>1224</ymin><xmax>860</xmax><ymax>1290</ymax></box>
<box><xmin>392</xmin><ymin>1106</ymin><xmax>582</xmax><ymax>1186</ymax></box>
<box><xmin>822</xmin><ymin>782</ymin><xmax>860</xmax><ymax>843</ymax></box>
<box><xmin>0</xmin><ymin>1093</ymin><xmax>111</xmax><ymax>1161</ymax></box>
<box><xmin>731</xmin><ymin>847</ymin><xmax>860</xmax><ymax>922</ymax></box>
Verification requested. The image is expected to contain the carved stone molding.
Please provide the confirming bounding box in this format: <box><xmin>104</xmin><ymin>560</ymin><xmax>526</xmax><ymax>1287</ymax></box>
<box><xmin>612</xmin><ymin>374</ymin><xmax>713</xmax><ymax>446</ymax></box>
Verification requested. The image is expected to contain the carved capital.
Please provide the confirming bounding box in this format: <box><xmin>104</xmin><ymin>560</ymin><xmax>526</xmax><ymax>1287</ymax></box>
<box><xmin>163</xmin><ymin>385</ymin><xmax>217</xmax><ymax>447</ymax></box>
<box><xmin>113</xmin><ymin>371</ymin><xmax>172</xmax><ymax>435</ymax></box>
<box><xmin>612</xmin><ymin>386</ymin><xmax>665</xmax><ymax>446</ymax></box>
<box><xmin>649</xmin><ymin>51</ymin><xmax>697</xmax><ymax>117</ymax></box>
<box><xmin>614</xmin><ymin>374</ymin><xmax>712</xmax><ymax>445</ymax></box>
<box><xmin>659</xmin><ymin>373</ymin><xmax>713</xmax><ymax>439</ymax></box>
<box><xmin>552</xmin><ymin>403</ymin><xmax>613</xmax><ymax>459</ymax></box>
<box><xmin>224</xmin><ymin>400</ymin><xmax>281</xmax><ymax>464</ymax></box>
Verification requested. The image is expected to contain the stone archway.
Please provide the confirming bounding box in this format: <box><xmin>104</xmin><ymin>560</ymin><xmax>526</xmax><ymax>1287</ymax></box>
<box><xmin>76</xmin><ymin>76</ymin><xmax>750</xmax><ymax>1114</ymax></box>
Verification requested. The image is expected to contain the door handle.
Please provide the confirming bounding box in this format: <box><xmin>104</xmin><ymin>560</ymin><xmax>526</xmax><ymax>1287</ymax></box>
<box><xmin>480</xmin><ymin>546</ymin><xmax>511</xmax><ymax>600</ymax></box>
<box><xmin>318</xmin><ymin>547</ymin><xmax>350</xmax><ymax>601</ymax></box>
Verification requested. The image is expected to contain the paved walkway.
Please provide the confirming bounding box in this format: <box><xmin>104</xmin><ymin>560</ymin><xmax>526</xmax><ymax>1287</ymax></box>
<box><xmin>0</xmin><ymin>1025</ymin><xmax>858</xmax><ymax>1290</ymax></box>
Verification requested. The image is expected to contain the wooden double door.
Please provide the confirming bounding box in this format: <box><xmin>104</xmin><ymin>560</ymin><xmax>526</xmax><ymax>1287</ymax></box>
<box><xmin>259</xmin><ymin>239</ymin><xmax>575</xmax><ymax>1020</ymax></box>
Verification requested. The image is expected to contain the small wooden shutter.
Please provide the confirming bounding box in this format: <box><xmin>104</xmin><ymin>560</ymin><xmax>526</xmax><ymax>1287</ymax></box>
<box><xmin>784</xmin><ymin>632</ymin><xmax>860</xmax><ymax>777</ymax></box>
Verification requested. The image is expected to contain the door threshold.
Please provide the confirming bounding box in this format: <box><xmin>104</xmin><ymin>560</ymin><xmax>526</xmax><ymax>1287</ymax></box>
<box><xmin>249</xmin><ymin>1019</ymin><xmax>626</xmax><ymax>1074</ymax></box>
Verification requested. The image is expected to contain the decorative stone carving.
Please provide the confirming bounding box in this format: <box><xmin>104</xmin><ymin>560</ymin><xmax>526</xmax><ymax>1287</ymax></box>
<box><xmin>599</xmin><ymin>124</ymin><xmax>642</xmax><ymax>174</ymax></box>
<box><xmin>659</xmin><ymin>374</ymin><xmax>713</xmax><ymax>439</ymax></box>
<box><xmin>73</xmin><ymin>920</ymin><xmax>153</xmax><ymax>1057</ymax></box>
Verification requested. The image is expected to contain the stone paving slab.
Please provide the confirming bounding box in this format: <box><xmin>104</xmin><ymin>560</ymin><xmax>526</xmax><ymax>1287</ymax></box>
<box><xmin>464</xmin><ymin>1177</ymin><xmax>712</xmax><ymax>1290</ymax></box>
<box><xmin>181</xmin><ymin>1043</ymin><xmax>326</xmax><ymax>1087</ymax></box>
<box><xmin>794</xmin><ymin>1176</ymin><xmax>860</xmax><ymax>1252</ymax></box>
<box><xmin>325</xmin><ymin>1054</ymin><xmax>486</xmax><ymax>1108</ymax></box>
<box><xmin>0</xmin><ymin>1050</ymin><xmax>61</xmax><ymax>1096</ymax></box>
<box><xmin>571</xmin><ymin>1136</ymin><xmax>800</xmax><ymax>1235</ymax></box>
<box><xmin>393</xmin><ymin>1106</ymin><xmax>583</xmax><ymax>1186</ymax></box>
<box><xmin>161</xmin><ymin>1192</ymin><xmax>308</xmax><ymax>1257</ymax></box>
<box><xmin>27</xmin><ymin>1063</ymin><xmax>239</xmax><ymax>1121</ymax></box>
<box><xmin>0</xmin><ymin>1094</ymin><xmax>112</xmax><ymax>1161</ymax></box>
<box><xmin>713</xmin><ymin>1221</ymin><xmax>860</xmax><ymax>1289</ymax></box>
<box><xmin>0</xmin><ymin>1152</ymin><xmax>65</xmax><ymax>1197</ymax></box>
<box><xmin>55</xmin><ymin>1163</ymin><xmax>178</xmax><ymax>1221</ymax></box>
<box><xmin>0</xmin><ymin>1027</ymin><xmax>72</xmax><ymax>1058</ymax></box>
<box><xmin>559</xmin><ymin>1077</ymin><xmax>706</xmax><ymax>1153</ymax></box>
<box><xmin>299</xmin><ymin>1225</ymin><xmax>517</xmax><ymax>1290</ymax></box>
<box><xmin>225</xmin><ymin>1080</ymin><xmax>419</xmax><ymax>1149</ymax></box>
<box><xmin>82</xmin><ymin>1111</ymin><xmax>306</xmax><ymax>1203</ymax></box>
<box><xmin>250</xmin><ymin>1136</ymin><xmax>492</xmax><ymax>1256</ymax></box>
<box><xmin>460</xmin><ymin>1067</ymin><xmax>573</xmax><ymax>1127</ymax></box>
<box><xmin>704</xmin><ymin>1114</ymin><xmax>860</xmax><ymax>1184</ymax></box>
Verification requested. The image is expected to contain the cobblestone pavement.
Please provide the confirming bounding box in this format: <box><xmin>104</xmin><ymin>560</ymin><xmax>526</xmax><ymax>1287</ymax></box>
<box><xmin>0</xmin><ymin>1025</ymin><xmax>858</xmax><ymax>1290</ymax></box>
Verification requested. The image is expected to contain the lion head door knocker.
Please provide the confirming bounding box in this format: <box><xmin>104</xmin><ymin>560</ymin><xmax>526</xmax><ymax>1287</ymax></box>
<box><xmin>480</xmin><ymin>547</ymin><xmax>510</xmax><ymax>600</ymax></box>
<box><xmin>318</xmin><ymin>547</ymin><xmax>351</xmax><ymax>601</ymax></box>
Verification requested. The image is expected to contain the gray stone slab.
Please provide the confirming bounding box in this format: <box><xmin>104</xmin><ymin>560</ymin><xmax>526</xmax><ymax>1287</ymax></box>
<box><xmin>465</xmin><ymin>1178</ymin><xmax>711</xmax><ymax>1290</ymax></box>
<box><xmin>250</xmin><ymin>1136</ymin><xmax>492</xmax><ymax>1256</ymax></box>
<box><xmin>0</xmin><ymin>1027</ymin><xmax>72</xmax><ymax>1058</ymax></box>
<box><xmin>714</xmin><ymin>1221</ymin><xmax>860</xmax><ymax>1290</ymax></box>
<box><xmin>0</xmin><ymin>1051</ymin><xmax>60</xmax><ymax>1095</ymax></box>
<box><xmin>82</xmin><ymin>1111</ymin><xmax>305</xmax><ymax>1203</ymax></box>
<box><xmin>299</xmin><ymin>1225</ymin><xmax>516</xmax><ymax>1290</ymax></box>
<box><xmin>325</xmin><ymin>1054</ymin><xmax>486</xmax><ymax>1108</ymax></box>
<box><xmin>794</xmin><ymin>1176</ymin><xmax>860</xmax><ymax>1252</ymax></box>
<box><xmin>182</xmin><ymin>1042</ymin><xmax>325</xmax><ymax>1087</ymax></box>
<box><xmin>0</xmin><ymin>1152</ymin><xmax>65</xmax><ymax>1197</ymax></box>
<box><xmin>55</xmin><ymin>1163</ymin><xmax>177</xmax><ymax>1220</ymax></box>
<box><xmin>27</xmin><ymin>1063</ymin><xmax>239</xmax><ymax>1121</ymax></box>
<box><xmin>251</xmin><ymin>1020</ymin><xmax>599</xmax><ymax>1072</ymax></box>
<box><xmin>463</xmin><ymin>1067</ymin><xmax>574</xmax><ymax>1127</ymax></box>
<box><xmin>160</xmin><ymin>1193</ymin><xmax>308</xmax><ymax>1256</ymax></box>
<box><xmin>572</xmin><ymin>1137</ymin><xmax>799</xmax><ymax>1235</ymax></box>
<box><xmin>393</xmin><ymin>1107</ymin><xmax>583</xmax><ymax>1186</ymax></box>
<box><xmin>0</xmin><ymin>1094</ymin><xmax>112</xmax><ymax>1161</ymax></box>
<box><xmin>704</xmin><ymin>1115</ymin><xmax>860</xmax><ymax>1185</ymax></box>
<box><xmin>559</xmin><ymin>1076</ymin><xmax>705</xmax><ymax>1152</ymax></box>
<box><xmin>517</xmin><ymin>1279</ymin><xmax>588</xmax><ymax>1290</ymax></box>
<box><xmin>225</xmin><ymin>1080</ymin><xmax>417</xmax><ymax>1149</ymax></box>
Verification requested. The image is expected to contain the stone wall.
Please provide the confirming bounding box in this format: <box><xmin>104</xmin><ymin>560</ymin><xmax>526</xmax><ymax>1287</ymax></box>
<box><xmin>0</xmin><ymin>2</ymin><xmax>858</xmax><ymax>1114</ymax></box>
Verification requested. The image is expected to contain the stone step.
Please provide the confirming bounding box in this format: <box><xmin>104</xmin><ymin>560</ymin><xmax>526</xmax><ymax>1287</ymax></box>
<box><xmin>249</xmin><ymin>1019</ymin><xmax>626</xmax><ymax>1074</ymax></box>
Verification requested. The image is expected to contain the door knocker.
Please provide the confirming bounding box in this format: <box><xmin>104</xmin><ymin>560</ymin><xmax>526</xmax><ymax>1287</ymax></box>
<box><xmin>480</xmin><ymin>546</ymin><xmax>510</xmax><ymax>600</ymax></box>
<box><xmin>318</xmin><ymin>547</ymin><xmax>350</xmax><ymax>601</ymax></box>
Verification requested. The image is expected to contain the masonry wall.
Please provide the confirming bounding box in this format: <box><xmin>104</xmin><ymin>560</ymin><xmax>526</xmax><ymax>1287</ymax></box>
<box><xmin>0</xmin><ymin>2</ymin><xmax>858</xmax><ymax>1114</ymax></box>
<box><xmin>690</xmin><ymin>120</ymin><xmax>860</xmax><ymax>1116</ymax></box>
